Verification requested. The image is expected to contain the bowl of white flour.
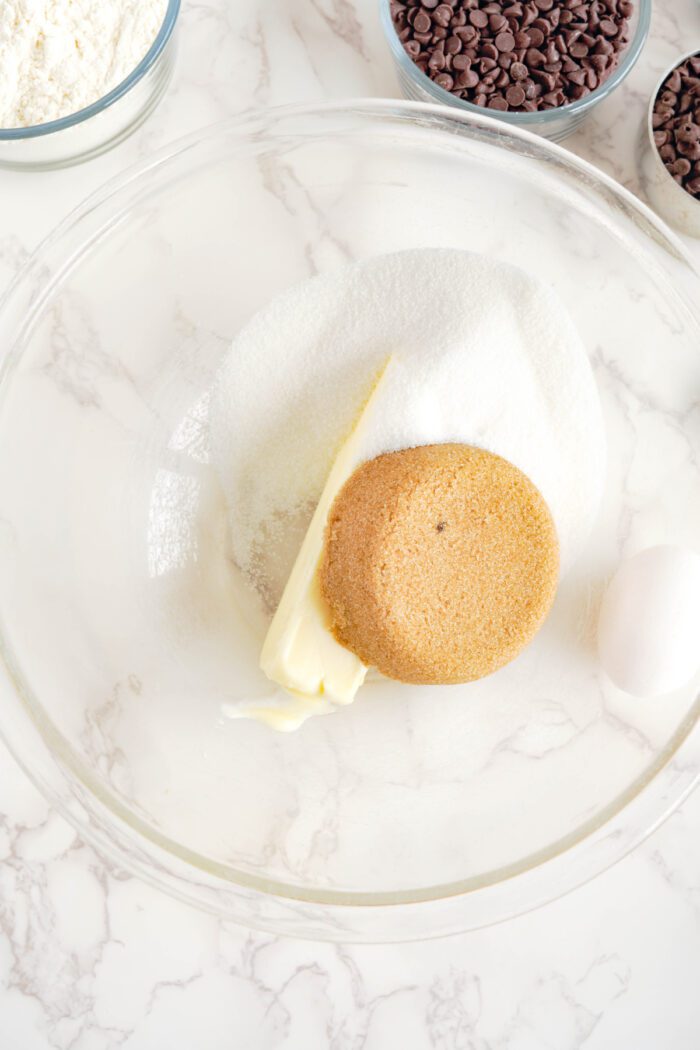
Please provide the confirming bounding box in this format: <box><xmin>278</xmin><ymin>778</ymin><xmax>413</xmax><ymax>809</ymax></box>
<box><xmin>0</xmin><ymin>0</ymin><xmax>179</xmax><ymax>169</ymax></box>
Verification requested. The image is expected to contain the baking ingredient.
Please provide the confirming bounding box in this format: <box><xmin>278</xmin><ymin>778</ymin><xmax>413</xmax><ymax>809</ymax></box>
<box><xmin>210</xmin><ymin>248</ymin><xmax>605</xmax><ymax>612</ymax></box>
<box><xmin>321</xmin><ymin>443</ymin><xmax>559</xmax><ymax>684</ymax></box>
<box><xmin>0</xmin><ymin>0</ymin><xmax>168</xmax><ymax>129</ymax></box>
<box><xmin>597</xmin><ymin>545</ymin><xmax>700</xmax><ymax>698</ymax></box>
<box><xmin>258</xmin><ymin>361</ymin><xmax>394</xmax><ymax>719</ymax></box>
<box><xmin>651</xmin><ymin>52</ymin><xmax>700</xmax><ymax>199</ymax></box>
<box><xmin>390</xmin><ymin>0</ymin><xmax>633</xmax><ymax>112</ymax></box>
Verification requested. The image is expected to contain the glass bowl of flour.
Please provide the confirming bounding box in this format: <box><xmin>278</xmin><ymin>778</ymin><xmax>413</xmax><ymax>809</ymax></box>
<box><xmin>0</xmin><ymin>0</ymin><xmax>179</xmax><ymax>170</ymax></box>
<box><xmin>0</xmin><ymin>101</ymin><xmax>699</xmax><ymax>942</ymax></box>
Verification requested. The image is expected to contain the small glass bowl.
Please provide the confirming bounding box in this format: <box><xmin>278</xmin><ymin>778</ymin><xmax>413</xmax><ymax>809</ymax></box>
<box><xmin>0</xmin><ymin>0</ymin><xmax>180</xmax><ymax>171</ymax></box>
<box><xmin>381</xmin><ymin>0</ymin><xmax>651</xmax><ymax>142</ymax></box>
<box><xmin>641</xmin><ymin>47</ymin><xmax>700</xmax><ymax>239</ymax></box>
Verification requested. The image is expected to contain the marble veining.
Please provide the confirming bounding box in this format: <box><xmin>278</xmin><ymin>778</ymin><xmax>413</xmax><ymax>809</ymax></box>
<box><xmin>0</xmin><ymin>0</ymin><xmax>699</xmax><ymax>1047</ymax></box>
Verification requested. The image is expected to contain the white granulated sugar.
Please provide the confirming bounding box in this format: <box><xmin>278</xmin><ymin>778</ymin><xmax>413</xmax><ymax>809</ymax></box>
<box><xmin>0</xmin><ymin>0</ymin><xmax>167</xmax><ymax>128</ymax></box>
<box><xmin>210</xmin><ymin>249</ymin><xmax>606</xmax><ymax>602</ymax></box>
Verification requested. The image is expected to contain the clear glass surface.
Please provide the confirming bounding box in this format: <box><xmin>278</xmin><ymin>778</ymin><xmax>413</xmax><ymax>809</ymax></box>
<box><xmin>0</xmin><ymin>0</ymin><xmax>180</xmax><ymax>171</ymax></box>
<box><xmin>381</xmin><ymin>0</ymin><xmax>651</xmax><ymax>142</ymax></box>
<box><xmin>0</xmin><ymin>101</ymin><xmax>699</xmax><ymax>942</ymax></box>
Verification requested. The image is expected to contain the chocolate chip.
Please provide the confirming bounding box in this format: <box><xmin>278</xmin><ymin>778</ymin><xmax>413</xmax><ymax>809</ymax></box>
<box><xmin>481</xmin><ymin>41</ymin><xmax>499</xmax><ymax>59</ymax></box>
<box><xmin>679</xmin><ymin>139</ymin><xmax>700</xmax><ymax>161</ymax></box>
<box><xmin>532</xmin><ymin>17</ymin><xmax>553</xmax><ymax>36</ymax></box>
<box><xmin>670</xmin><ymin>157</ymin><xmax>692</xmax><ymax>176</ymax></box>
<box><xmin>416</xmin><ymin>10</ymin><xmax>434</xmax><ymax>32</ymax></box>
<box><xmin>457</xmin><ymin>68</ymin><xmax>480</xmax><ymax>87</ymax></box>
<box><xmin>434</xmin><ymin>3</ymin><xmax>454</xmax><ymax>24</ymax></box>
<box><xmin>495</xmin><ymin>29</ymin><xmax>516</xmax><ymax>50</ymax></box>
<box><xmin>391</xmin><ymin>0</ymin><xmax>634</xmax><ymax>114</ymax></box>
<box><xmin>452</xmin><ymin>53</ymin><xmax>472</xmax><ymax>69</ymax></box>
<box><xmin>507</xmin><ymin>60</ymin><xmax>526</xmax><ymax>80</ymax></box>
<box><xmin>666</xmin><ymin>70</ymin><xmax>682</xmax><ymax>93</ymax></box>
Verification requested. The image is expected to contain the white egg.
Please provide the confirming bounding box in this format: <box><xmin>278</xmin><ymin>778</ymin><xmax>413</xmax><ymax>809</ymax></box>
<box><xmin>597</xmin><ymin>545</ymin><xmax>700</xmax><ymax>698</ymax></box>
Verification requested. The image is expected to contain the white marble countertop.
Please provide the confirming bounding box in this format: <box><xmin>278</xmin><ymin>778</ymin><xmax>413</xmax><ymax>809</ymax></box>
<box><xmin>1</xmin><ymin>1</ymin><xmax>699</xmax><ymax>1047</ymax></box>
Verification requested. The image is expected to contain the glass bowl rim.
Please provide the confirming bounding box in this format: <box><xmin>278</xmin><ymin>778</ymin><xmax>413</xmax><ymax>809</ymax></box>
<box><xmin>0</xmin><ymin>98</ymin><xmax>698</xmax><ymax>940</ymax></box>
<box><xmin>380</xmin><ymin>0</ymin><xmax>652</xmax><ymax>127</ymax></box>
<box><xmin>0</xmin><ymin>0</ymin><xmax>181</xmax><ymax>140</ymax></box>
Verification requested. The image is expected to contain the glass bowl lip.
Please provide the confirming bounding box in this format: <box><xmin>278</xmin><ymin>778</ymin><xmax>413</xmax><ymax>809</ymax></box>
<box><xmin>380</xmin><ymin>0</ymin><xmax>651</xmax><ymax>126</ymax></box>
<box><xmin>645</xmin><ymin>44</ymin><xmax>700</xmax><ymax>215</ymax></box>
<box><xmin>0</xmin><ymin>0</ymin><xmax>180</xmax><ymax>141</ymax></box>
<box><xmin>0</xmin><ymin>98</ymin><xmax>699</xmax><ymax>937</ymax></box>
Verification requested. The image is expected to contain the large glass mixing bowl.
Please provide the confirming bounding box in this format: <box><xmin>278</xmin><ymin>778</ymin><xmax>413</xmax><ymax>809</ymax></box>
<box><xmin>0</xmin><ymin>101</ymin><xmax>699</xmax><ymax>943</ymax></box>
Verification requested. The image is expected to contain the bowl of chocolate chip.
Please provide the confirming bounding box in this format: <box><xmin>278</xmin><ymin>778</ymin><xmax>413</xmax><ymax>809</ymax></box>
<box><xmin>642</xmin><ymin>49</ymin><xmax>700</xmax><ymax>238</ymax></box>
<box><xmin>382</xmin><ymin>0</ymin><xmax>651</xmax><ymax>141</ymax></box>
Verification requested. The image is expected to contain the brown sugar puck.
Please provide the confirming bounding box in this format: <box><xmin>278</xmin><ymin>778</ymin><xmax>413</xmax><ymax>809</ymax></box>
<box><xmin>320</xmin><ymin>443</ymin><xmax>559</xmax><ymax>685</ymax></box>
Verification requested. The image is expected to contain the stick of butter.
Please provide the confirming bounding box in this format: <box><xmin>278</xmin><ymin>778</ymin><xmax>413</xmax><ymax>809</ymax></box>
<box><xmin>259</xmin><ymin>358</ymin><xmax>394</xmax><ymax>717</ymax></box>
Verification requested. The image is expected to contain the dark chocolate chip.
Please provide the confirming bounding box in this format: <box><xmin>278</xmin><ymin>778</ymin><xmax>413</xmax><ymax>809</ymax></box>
<box><xmin>481</xmin><ymin>41</ymin><xmax>499</xmax><ymax>59</ymax></box>
<box><xmin>456</xmin><ymin>68</ymin><xmax>480</xmax><ymax>87</ymax></box>
<box><xmin>413</xmin><ymin>10</ymin><xmax>431</xmax><ymax>32</ymax></box>
<box><xmin>670</xmin><ymin>157</ymin><xmax>692</xmax><ymax>176</ymax></box>
<box><xmin>452</xmin><ymin>53</ymin><xmax>472</xmax><ymax>69</ymax></box>
<box><xmin>391</xmin><ymin>0</ymin><xmax>635</xmax><ymax>115</ymax></box>
<box><xmin>495</xmin><ymin>30</ymin><xmax>516</xmax><ymax>50</ymax></box>
<box><xmin>469</xmin><ymin>9</ymin><xmax>489</xmax><ymax>27</ymax></box>
<box><xmin>506</xmin><ymin>83</ymin><xmax>527</xmax><ymax>104</ymax></box>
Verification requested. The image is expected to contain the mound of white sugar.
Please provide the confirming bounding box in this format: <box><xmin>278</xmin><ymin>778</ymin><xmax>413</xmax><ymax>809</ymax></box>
<box><xmin>210</xmin><ymin>249</ymin><xmax>606</xmax><ymax>603</ymax></box>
